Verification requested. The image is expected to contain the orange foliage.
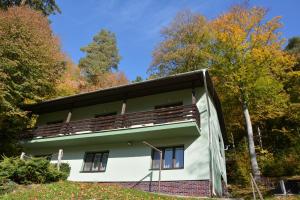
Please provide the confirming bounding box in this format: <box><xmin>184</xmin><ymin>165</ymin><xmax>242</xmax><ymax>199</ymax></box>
<box><xmin>56</xmin><ymin>56</ymin><xmax>83</xmax><ymax>96</ymax></box>
<box><xmin>80</xmin><ymin>72</ymin><xmax>129</xmax><ymax>92</ymax></box>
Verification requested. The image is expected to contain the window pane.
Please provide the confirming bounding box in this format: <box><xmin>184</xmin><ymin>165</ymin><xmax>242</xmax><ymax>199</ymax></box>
<box><xmin>91</xmin><ymin>153</ymin><xmax>102</xmax><ymax>171</ymax></box>
<box><xmin>100</xmin><ymin>153</ymin><xmax>109</xmax><ymax>171</ymax></box>
<box><xmin>152</xmin><ymin>151</ymin><xmax>160</xmax><ymax>169</ymax></box>
<box><xmin>83</xmin><ymin>153</ymin><xmax>94</xmax><ymax>171</ymax></box>
<box><xmin>175</xmin><ymin>147</ymin><xmax>184</xmax><ymax>168</ymax></box>
<box><xmin>163</xmin><ymin>148</ymin><xmax>173</xmax><ymax>169</ymax></box>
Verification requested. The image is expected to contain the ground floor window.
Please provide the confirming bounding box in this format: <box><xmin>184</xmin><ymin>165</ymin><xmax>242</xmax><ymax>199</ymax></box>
<box><xmin>82</xmin><ymin>151</ymin><xmax>109</xmax><ymax>172</ymax></box>
<box><xmin>152</xmin><ymin>146</ymin><xmax>184</xmax><ymax>169</ymax></box>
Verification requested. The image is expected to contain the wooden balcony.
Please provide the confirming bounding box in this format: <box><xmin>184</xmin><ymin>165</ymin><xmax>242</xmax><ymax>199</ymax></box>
<box><xmin>22</xmin><ymin>104</ymin><xmax>200</xmax><ymax>139</ymax></box>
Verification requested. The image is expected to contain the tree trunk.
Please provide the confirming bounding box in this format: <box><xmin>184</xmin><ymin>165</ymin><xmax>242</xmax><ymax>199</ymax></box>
<box><xmin>243</xmin><ymin>102</ymin><xmax>261</xmax><ymax>180</ymax></box>
<box><xmin>20</xmin><ymin>0</ymin><xmax>26</xmax><ymax>6</ymax></box>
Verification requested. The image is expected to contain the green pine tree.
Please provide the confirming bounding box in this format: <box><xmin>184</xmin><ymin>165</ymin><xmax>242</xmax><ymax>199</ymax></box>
<box><xmin>79</xmin><ymin>29</ymin><xmax>121</xmax><ymax>85</ymax></box>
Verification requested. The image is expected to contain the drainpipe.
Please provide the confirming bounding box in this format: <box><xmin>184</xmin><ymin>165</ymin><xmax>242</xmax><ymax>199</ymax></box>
<box><xmin>202</xmin><ymin>69</ymin><xmax>215</xmax><ymax>197</ymax></box>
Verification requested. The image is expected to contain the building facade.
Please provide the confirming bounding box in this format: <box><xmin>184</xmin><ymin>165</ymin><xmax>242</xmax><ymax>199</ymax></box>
<box><xmin>21</xmin><ymin>70</ymin><xmax>227</xmax><ymax>197</ymax></box>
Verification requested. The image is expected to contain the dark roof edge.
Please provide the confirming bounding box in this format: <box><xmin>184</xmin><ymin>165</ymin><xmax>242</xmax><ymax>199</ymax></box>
<box><xmin>27</xmin><ymin>70</ymin><xmax>204</xmax><ymax>107</ymax></box>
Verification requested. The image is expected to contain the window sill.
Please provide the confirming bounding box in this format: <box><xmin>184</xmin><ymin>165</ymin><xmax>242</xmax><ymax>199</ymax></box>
<box><xmin>150</xmin><ymin>167</ymin><xmax>184</xmax><ymax>171</ymax></box>
<box><xmin>80</xmin><ymin>170</ymin><xmax>106</xmax><ymax>173</ymax></box>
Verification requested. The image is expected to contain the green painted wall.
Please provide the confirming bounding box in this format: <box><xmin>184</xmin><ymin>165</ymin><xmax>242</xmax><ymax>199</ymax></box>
<box><xmin>195</xmin><ymin>87</ymin><xmax>226</xmax><ymax>196</ymax></box>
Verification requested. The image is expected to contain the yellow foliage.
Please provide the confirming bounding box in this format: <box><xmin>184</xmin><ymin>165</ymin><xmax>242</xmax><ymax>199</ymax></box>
<box><xmin>56</xmin><ymin>57</ymin><xmax>82</xmax><ymax>97</ymax></box>
<box><xmin>210</xmin><ymin>6</ymin><xmax>296</xmax><ymax>124</ymax></box>
<box><xmin>80</xmin><ymin>72</ymin><xmax>129</xmax><ymax>93</ymax></box>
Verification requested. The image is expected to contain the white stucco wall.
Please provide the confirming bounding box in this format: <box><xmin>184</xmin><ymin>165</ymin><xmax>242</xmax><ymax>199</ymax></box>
<box><xmin>25</xmin><ymin>135</ymin><xmax>209</xmax><ymax>182</ymax></box>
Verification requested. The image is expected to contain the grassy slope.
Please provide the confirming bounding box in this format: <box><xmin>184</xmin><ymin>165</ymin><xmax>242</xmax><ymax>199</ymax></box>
<box><xmin>1</xmin><ymin>181</ymin><xmax>299</xmax><ymax>200</ymax></box>
<box><xmin>0</xmin><ymin>181</ymin><xmax>198</xmax><ymax>200</ymax></box>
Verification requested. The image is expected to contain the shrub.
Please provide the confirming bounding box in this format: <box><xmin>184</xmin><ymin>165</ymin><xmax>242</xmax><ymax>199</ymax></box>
<box><xmin>262</xmin><ymin>153</ymin><xmax>300</xmax><ymax>177</ymax></box>
<box><xmin>0</xmin><ymin>177</ymin><xmax>16</xmax><ymax>195</ymax></box>
<box><xmin>59</xmin><ymin>163</ymin><xmax>71</xmax><ymax>180</ymax></box>
<box><xmin>226</xmin><ymin>142</ymin><xmax>251</xmax><ymax>186</ymax></box>
<box><xmin>0</xmin><ymin>156</ymin><xmax>70</xmax><ymax>185</ymax></box>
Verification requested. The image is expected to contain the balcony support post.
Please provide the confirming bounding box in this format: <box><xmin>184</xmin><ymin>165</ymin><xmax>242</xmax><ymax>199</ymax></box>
<box><xmin>121</xmin><ymin>100</ymin><xmax>126</xmax><ymax>115</ymax></box>
<box><xmin>119</xmin><ymin>100</ymin><xmax>127</xmax><ymax>127</ymax></box>
<box><xmin>66</xmin><ymin>111</ymin><xmax>72</xmax><ymax>123</ymax></box>
<box><xmin>192</xmin><ymin>88</ymin><xmax>196</xmax><ymax>105</ymax></box>
<box><xmin>57</xmin><ymin>149</ymin><xmax>63</xmax><ymax>171</ymax></box>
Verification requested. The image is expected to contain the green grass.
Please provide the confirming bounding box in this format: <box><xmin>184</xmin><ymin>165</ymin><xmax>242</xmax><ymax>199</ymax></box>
<box><xmin>2</xmin><ymin>181</ymin><xmax>299</xmax><ymax>200</ymax></box>
<box><xmin>0</xmin><ymin>181</ymin><xmax>199</xmax><ymax>200</ymax></box>
<box><xmin>228</xmin><ymin>184</ymin><xmax>300</xmax><ymax>200</ymax></box>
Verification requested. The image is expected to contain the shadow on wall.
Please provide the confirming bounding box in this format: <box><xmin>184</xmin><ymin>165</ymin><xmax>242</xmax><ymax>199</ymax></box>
<box><xmin>47</xmin><ymin>143</ymin><xmax>151</xmax><ymax>161</ymax></box>
<box><xmin>185</xmin><ymin>131</ymin><xmax>209</xmax><ymax>177</ymax></box>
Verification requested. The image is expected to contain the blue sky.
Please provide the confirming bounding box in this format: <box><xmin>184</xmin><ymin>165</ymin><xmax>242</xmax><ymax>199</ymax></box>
<box><xmin>50</xmin><ymin>0</ymin><xmax>299</xmax><ymax>81</ymax></box>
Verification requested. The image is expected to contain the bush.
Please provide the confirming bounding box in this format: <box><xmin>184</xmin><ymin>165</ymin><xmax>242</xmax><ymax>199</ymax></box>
<box><xmin>0</xmin><ymin>157</ymin><xmax>70</xmax><ymax>185</ymax></box>
<box><xmin>226</xmin><ymin>142</ymin><xmax>251</xmax><ymax>186</ymax></box>
<box><xmin>262</xmin><ymin>153</ymin><xmax>300</xmax><ymax>177</ymax></box>
<box><xmin>0</xmin><ymin>177</ymin><xmax>17</xmax><ymax>195</ymax></box>
<box><xmin>59</xmin><ymin>163</ymin><xmax>71</xmax><ymax>180</ymax></box>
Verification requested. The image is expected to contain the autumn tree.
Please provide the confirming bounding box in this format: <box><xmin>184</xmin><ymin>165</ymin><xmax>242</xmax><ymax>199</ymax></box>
<box><xmin>79</xmin><ymin>72</ymin><xmax>128</xmax><ymax>92</ymax></box>
<box><xmin>0</xmin><ymin>0</ymin><xmax>60</xmax><ymax>16</ymax></box>
<box><xmin>79</xmin><ymin>29</ymin><xmax>121</xmax><ymax>85</ymax></box>
<box><xmin>149</xmin><ymin>10</ymin><xmax>212</xmax><ymax>76</ymax></box>
<box><xmin>211</xmin><ymin>6</ymin><xmax>296</xmax><ymax>180</ymax></box>
<box><xmin>285</xmin><ymin>37</ymin><xmax>300</xmax><ymax>114</ymax></box>
<box><xmin>0</xmin><ymin>7</ymin><xmax>65</xmax><ymax>156</ymax></box>
<box><xmin>56</xmin><ymin>57</ymin><xmax>82</xmax><ymax>97</ymax></box>
<box><xmin>149</xmin><ymin>6</ymin><xmax>295</xmax><ymax>180</ymax></box>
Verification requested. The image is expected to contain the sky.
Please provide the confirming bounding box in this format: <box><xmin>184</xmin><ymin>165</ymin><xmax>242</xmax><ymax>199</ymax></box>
<box><xmin>50</xmin><ymin>0</ymin><xmax>300</xmax><ymax>81</ymax></box>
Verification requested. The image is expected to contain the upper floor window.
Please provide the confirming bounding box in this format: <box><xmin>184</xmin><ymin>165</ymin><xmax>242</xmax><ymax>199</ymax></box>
<box><xmin>154</xmin><ymin>102</ymin><xmax>183</xmax><ymax>124</ymax></box>
<box><xmin>152</xmin><ymin>146</ymin><xmax>184</xmax><ymax>170</ymax></box>
<box><xmin>94</xmin><ymin>112</ymin><xmax>117</xmax><ymax>118</ymax></box>
<box><xmin>82</xmin><ymin>151</ymin><xmax>109</xmax><ymax>172</ymax></box>
<box><xmin>154</xmin><ymin>102</ymin><xmax>183</xmax><ymax>110</ymax></box>
<box><xmin>46</xmin><ymin>120</ymin><xmax>63</xmax><ymax>125</ymax></box>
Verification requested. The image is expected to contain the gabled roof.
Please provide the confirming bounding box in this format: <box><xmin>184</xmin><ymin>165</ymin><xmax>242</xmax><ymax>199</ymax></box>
<box><xmin>24</xmin><ymin>70</ymin><xmax>228</xmax><ymax>144</ymax></box>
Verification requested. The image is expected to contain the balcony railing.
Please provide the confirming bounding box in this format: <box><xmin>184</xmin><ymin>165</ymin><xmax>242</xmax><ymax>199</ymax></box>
<box><xmin>22</xmin><ymin>104</ymin><xmax>200</xmax><ymax>139</ymax></box>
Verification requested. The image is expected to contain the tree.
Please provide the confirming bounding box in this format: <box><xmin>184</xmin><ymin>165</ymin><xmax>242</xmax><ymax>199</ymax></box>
<box><xmin>211</xmin><ymin>6</ymin><xmax>295</xmax><ymax>180</ymax></box>
<box><xmin>132</xmin><ymin>76</ymin><xmax>143</xmax><ymax>83</ymax></box>
<box><xmin>285</xmin><ymin>37</ymin><xmax>300</xmax><ymax>112</ymax></box>
<box><xmin>149</xmin><ymin>6</ymin><xmax>295</xmax><ymax>180</ymax></box>
<box><xmin>0</xmin><ymin>0</ymin><xmax>61</xmax><ymax>16</ymax></box>
<box><xmin>79</xmin><ymin>72</ymin><xmax>129</xmax><ymax>92</ymax></box>
<box><xmin>0</xmin><ymin>7</ymin><xmax>65</xmax><ymax>156</ymax></box>
<box><xmin>148</xmin><ymin>10</ymin><xmax>212</xmax><ymax>76</ymax></box>
<box><xmin>56</xmin><ymin>57</ymin><xmax>82</xmax><ymax>97</ymax></box>
<box><xmin>79</xmin><ymin>29</ymin><xmax>121</xmax><ymax>85</ymax></box>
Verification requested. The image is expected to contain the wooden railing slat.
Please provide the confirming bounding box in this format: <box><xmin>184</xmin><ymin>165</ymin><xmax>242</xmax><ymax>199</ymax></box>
<box><xmin>22</xmin><ymin>104</ymin><xmax>200</xmax><ymax>138</ymax></box>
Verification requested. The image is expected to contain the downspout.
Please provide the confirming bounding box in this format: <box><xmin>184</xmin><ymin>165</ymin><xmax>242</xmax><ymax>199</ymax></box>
<box><xmin>202</xmin><ymin>69</ymin><xmax>215</xmax><ymax>196</ymax></box>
